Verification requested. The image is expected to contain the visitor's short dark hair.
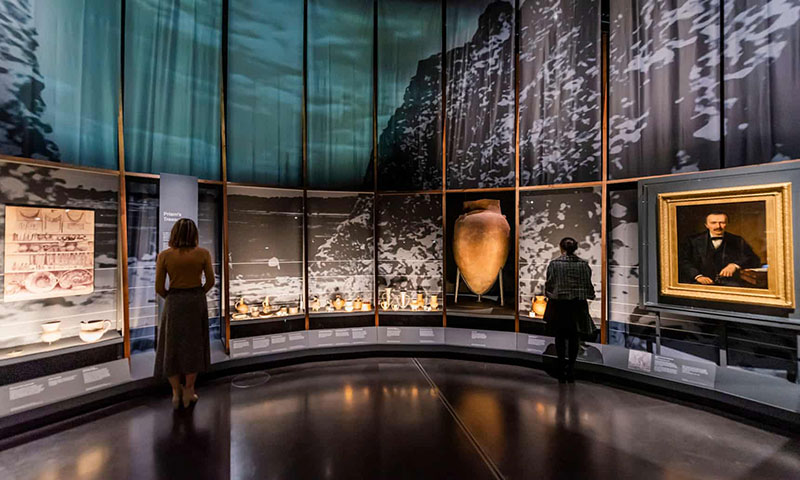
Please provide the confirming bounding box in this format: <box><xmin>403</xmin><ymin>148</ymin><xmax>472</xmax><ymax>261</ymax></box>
<box><xmin>705</xmin><ymin>212</ymin><xmax>729</xmax><ymax>222</ymax></box>
<box><xmin>168</xmin><ymin>218</ymin><xmax>199</xmax><ymax>249</ymax></box>
<box><xmin>559</xmin><ymin>237</ymin><xmax>578</xmax><ymax>254</ymax></box>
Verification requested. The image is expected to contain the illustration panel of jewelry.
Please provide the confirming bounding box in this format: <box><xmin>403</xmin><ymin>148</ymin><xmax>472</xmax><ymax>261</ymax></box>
<box><xmin>228</xmin><ymin>186</ymin><xmax>305</xmax><ymax>321</ymax></box>
<box><xmin>377</xmin><ymin>194</ymin><xmax>442</xmax><ymax>312</ymax></box>
<box><xmin>0</xmin><ymin>162</ymin><xmax>121</xmax><ymax>361</ymax></box>
<box><xmin>307</xmin><ymin>192</ymin><xmax>374</xmax><ymax>314</ymax></box>
<box><xmin>518</xmin><ymin>188</ymin><xmax>602</xmax><ymax>321</ymax></box>
<box><xmin>4</xmin><ymin>206</ymin><xmax>95</xmax><ymax>302</ymax></box>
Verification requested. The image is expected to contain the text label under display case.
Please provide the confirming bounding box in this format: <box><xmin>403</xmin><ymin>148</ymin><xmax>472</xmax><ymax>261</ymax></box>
<box><xmin>0</xmin><ymin>359</ymin><xmax>131</xmax><ymax>417</ymax></box>
<box><xmin>378</xmin><ymin>327</ymin><xmax>445</xmax><ymax>345</ymax></box>
<box><xmin>230</xmin><ymin>331</ymin><xmax>310</xmax><ymax>358</ymax></box>
<box><xmin>445</xmin><ymin>329</ymin><xmax>517</xmax><ymax>351</ymax></box>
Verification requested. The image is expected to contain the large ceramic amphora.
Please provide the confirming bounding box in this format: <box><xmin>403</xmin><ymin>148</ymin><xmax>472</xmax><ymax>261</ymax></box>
<box><xmin>453</xmin><ymin>199</ymin><xmax>510</xmax><ymax>295</ymax></box>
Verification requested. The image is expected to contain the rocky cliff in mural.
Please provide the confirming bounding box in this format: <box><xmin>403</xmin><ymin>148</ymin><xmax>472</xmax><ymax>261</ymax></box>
<box><xmin>377</xmin><ymin>1</ymin><xmax>515</xmax><ymax>190</ymax></box>
<box><xmin>0</xmin><ymin>0</ymin><xmax>59</xmax><ymax>161</ymax></box>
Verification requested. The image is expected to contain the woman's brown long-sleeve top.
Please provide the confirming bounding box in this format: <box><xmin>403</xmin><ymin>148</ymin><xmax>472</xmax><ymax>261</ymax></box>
<box><xmin>155</xmin><ymin>247</ymin><xmax>215</xmax><ymax>298</ymax></box>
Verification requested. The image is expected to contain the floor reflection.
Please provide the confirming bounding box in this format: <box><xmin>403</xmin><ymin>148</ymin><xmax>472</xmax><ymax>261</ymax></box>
<box><xmin>1</xmin><ymin>357</ymin><xmax>799</xmax><ymax>480</ymax></box>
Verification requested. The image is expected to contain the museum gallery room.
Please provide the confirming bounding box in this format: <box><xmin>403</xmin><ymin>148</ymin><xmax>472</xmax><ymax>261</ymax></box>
<box><xmin>1</xmin><ymin>0</ymin><xmax>800</xmax><ymax>478</ymax></box>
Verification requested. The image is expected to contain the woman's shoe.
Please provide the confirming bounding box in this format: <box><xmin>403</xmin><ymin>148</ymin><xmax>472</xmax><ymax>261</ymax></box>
<box><xmin>182</xmin><ymin>388</ymin><xmax>198</xmax><ymax>408</ymax></box>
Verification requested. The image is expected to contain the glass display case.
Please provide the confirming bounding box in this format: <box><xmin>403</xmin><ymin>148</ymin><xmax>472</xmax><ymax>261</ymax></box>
<box><xmin>0</xmin><ymin>161</ymin><xmax>123</xmax><ymax>380</ymax></box>
<box><xmin>518</xmin><ymin>188</ymin><xmax>602</xmax><ymax>335</ymax></box>
<box><xmin>377</xmin><ymin>194</ymin><xmax>443</xmax><ymax>326</ymax></box>
<box><xmin>307</xmin><ymin>192</ymin><xmax>374</xmax><ymax>325</ymax></box>
<box><xmin>227</xmin><ymin>186</ymin><xmax>305</xmax><ymax>332</ymax></box>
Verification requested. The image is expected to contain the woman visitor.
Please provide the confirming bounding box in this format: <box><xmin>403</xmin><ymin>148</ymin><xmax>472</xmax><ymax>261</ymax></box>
<box><xmin>155</xmin><ymin>218</ymin><xmax>215</xmax><ymax>408</ymax></box>
<box><xmin>543</xmin><ymin>237</ymin><xmax>596</xmax><ymax>383</ymax></box>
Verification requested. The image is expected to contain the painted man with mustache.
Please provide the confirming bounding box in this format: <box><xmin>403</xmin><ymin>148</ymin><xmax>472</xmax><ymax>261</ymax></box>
<box><xmin>678</xmin><ymin>212</ymin><xmax>761</xmax><ymax>287</ymax></box>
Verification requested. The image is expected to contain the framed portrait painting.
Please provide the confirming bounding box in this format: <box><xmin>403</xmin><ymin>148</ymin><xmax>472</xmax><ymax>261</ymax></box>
<box><xmin>658</xmin><ymin>183</ymin><xmax>795</xmax><ymax>309</ymax></box>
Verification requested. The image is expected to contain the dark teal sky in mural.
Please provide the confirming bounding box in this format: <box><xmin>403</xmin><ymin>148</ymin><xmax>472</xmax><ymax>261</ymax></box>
<box><xmin>0</xmin><ymin>0</ymin><xmax>120</xmax><ymax>169</ymax></box>
<box><xmin>307</xmin><ymin>0</ymin><xmax>374</xmax><ymax>190</ymax></box>
<box><xmin>227</xmin><ymin>0</ymin><xmax>303</xmax><ymax>187</ymax></box>
<box><xmin>124</xmin><ymin>0</ymin><xmax>222</xmax><ymax>180</ymax></box>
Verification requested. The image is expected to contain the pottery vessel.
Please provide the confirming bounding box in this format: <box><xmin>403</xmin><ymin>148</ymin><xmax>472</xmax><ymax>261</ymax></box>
<box><xmin>361</xmin><ymin>302</ymin><xmax>371</xmax><ymax>311</ymax></box>
<box><xmin>333</xmin><ymin>295</ymin><xmax>345</xmax><ymax>311</ymax></box>
<box><xmin>430</xmin><ymin>295</ymin><xmax>439</xmax><ymax>310</ymax></box>
<box><xmin>41</xmin><ymin>321</ymin><xmax>61</xmax><ymax>333</ymax></box>
<box><xmin>452</xmin><ymin>199</ymin><xmax>510</xmax><ymax>295</ymax></box>
<box><xmin>79</xmin><ymin>320</ymin><xmax>111</xmax><ymax>343</ymax></box>
<box><xmin>262</xmin><ymin>297</ymin><xmax>271</xmax><ymax>314</ymax></box>
<box><xmin>353</xmin><ymin>297</ymin><xmax>363</xmax><ymax>311</ymax></box>
<box><xmin>532</xmin><ymin>295</ymin><xmax>548</xmax><ymax>317</ymax></box>
<box><xmin>235</xmin><ymin>297</ymin><xmax>249</xmax><ymax>314</ymax></box>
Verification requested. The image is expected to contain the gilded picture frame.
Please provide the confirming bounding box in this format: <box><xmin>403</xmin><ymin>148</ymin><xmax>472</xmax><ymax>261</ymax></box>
<box><xmin>658</xmin><ymin>183</ymin><xmax>795</xmax><ymax>308</ymax></box>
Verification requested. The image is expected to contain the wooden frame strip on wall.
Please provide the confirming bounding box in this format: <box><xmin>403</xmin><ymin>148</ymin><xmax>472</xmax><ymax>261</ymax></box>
<box><xmin>513</xmin><ymin>0</ymin><xmax>521</xmax><ymax>333</ymax></box>
<box><xmin>600</xmin><ymin>30</ymin><xmax>609</xmax><ymax>344</ymax></box>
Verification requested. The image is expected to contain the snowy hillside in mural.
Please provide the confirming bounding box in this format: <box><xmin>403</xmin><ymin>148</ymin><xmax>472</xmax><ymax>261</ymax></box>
<box><xmin>518</xmin><ymin>189</ymin><xmax>602</xmax><ymax>319</ymax></box>
<box><xmin>518</xmin><ymin>0</ymin><xmax>601</xmax><ymax>185</ymax></box>
<box><xmin>609</xmin><ymin>0</ymin><xmax>722</xmax><ymax>178</ymax></box>
<box><xmin>307</xmin><ymin>193</ymin><xmax>374</xmax><ymax>307</ymax></box>
<box><xmin>228</xmin><ymin>187</ymin><xmax>304</xmax><ymax>310</ymax></box>
<box><xmin>377</xmin><ymin>195</ymin><xmax>442</xmax><ymax>296</ymax></box>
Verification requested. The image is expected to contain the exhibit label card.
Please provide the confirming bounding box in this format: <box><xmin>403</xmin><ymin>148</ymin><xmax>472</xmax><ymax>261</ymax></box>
<box><xmin>3</xmin><ymin>206</ymin><xmax>95</xmax><ymax>302</ymax></box>
<box><xmin>0</xmin><ymin>359</ymin><xmax>131</xmax><ymax>417</ymax></box>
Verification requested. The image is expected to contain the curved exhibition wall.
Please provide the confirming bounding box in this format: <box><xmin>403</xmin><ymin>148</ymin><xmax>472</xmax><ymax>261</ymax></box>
<box><xmin>0</xmin><ymin>0</ymin><xmax>799</xmax><ymax>426</ymax></box>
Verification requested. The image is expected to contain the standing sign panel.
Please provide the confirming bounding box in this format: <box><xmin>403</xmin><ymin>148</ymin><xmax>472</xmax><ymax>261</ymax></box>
<box><xmin>156</xmin><ymin>174</ymin><xmax>199</xmax><ymax>339</ymax></box>
<box><xmin>159</xmin><ymin>173</ymin><xmax>199</xmax><ymax>251</ymax></box>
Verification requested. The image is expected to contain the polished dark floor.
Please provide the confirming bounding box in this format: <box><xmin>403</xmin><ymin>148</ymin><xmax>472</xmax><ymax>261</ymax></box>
<box><xmin>1</xmin><ymin>358</ymin><xmax>799</xmax><ymax>480</ymax></box>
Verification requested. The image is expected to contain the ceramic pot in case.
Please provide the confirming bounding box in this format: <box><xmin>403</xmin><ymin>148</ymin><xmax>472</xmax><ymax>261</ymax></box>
<box><xmin>333</xmin><ymin>295</ymin><xmax>345</xmax><ymax>311</ymax></box>
<box><xmin>453</xmin><ymin>199</ymin><xmax>510</xmax><ymax>295</ymax></box>
<box><xmin>79</xmin><ymin>320</ymin><xmax>111</xmax><ymax>343</ymax></box>
<box><xmin>532</xmin><ymin>295</ymin><xmax>548</xmax><ymax>317</ymax></box>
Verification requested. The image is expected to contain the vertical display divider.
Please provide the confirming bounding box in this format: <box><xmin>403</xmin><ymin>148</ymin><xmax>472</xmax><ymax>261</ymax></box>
<box><xmin>600</xmin><ymin>28</ymin><xmax>609</xmax><ymax>344</ymax></box>
<box><xmin>118</xmin><ymin>0</ymin><xmax>131</xmax><ymax>360</ymax></box>
<box><xmin>441</xmin><ymin>0</ymin><xmax>448</xmax><ymax>328</ymax></box>
<box><xmin>302</xmin><ymin>0</ymin><xmax>310</xmax><ymax>331</ymax></box>
<box><xmin>221</xmin><ymin>0</ymin><xmax>231</xmax><ymax>353</ymax></box>
<box><xmin>373</xmin><ymin>0</ymin><xmax>380</xmax><ymax>327</ymax></box>
<box><xmin>513</xmin><ymin>0</ymin><xmax>521</xmax><ymax>333</ymax></box>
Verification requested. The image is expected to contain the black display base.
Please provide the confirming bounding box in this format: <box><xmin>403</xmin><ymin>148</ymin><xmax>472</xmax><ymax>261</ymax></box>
<box><xmin>0</xmin><ymin>338</ymin><xmax>124</xmax><ymax>386</ymax></box>
<box><xmin>230</xmin><ymin>316</ymin><xmax>306</xmax><ymax>339</ymax></box>
<box><xmin>519</xmin><ymin>316</ymin><xmax>547</xmax><ymax>335</ymax></box>
<box><xmin>309</xmin><ymin>312</ymin><xmax>375</xmax><ymax>329</ymax></box>
<box><xmin>444</xmin><ymin>294</ymin><xmax>515</xmax><ymax>331</ymax></box>
<box><xmin>378</xmin><ymin>311</ymin><xmax>443</xmax><ymax>327</ymax></box>
<box><xmin>445</xmin><ymin>316</ymin><xmax>515</xmax><ymax>332</ymax></box>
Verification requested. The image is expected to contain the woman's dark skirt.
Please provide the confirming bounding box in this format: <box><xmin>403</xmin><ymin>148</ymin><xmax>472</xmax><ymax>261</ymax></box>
<box><xmin>543</xmin><ymin>299</ymin><xmax>595</xmax><ymax>337</ymax></box>
<box><xmin>154</xmin><ymin>287</ymin><xmax>211</xmax><ymax>377</ymax></box>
